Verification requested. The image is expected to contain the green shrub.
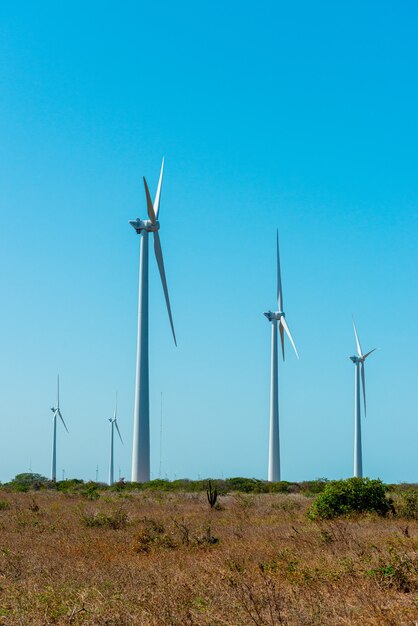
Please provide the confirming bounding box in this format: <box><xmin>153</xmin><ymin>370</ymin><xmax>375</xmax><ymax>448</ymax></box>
<box><xmin>226</xmin><ymin>477</ymin><xmax>269</xmax><ymax>493</ymax></box>
<box><xmin>0</xmin><ymin>501</ymin><xmax>9</xmax><ymax>511</ymax></box>
<box><xmin>141</xmin><ymin>479</ymin><xmax>172</xmax><ymax>491</ymax></box>
<box><xmin>6</xmin><ymin>473</ymin><xmax>49</xmax><ymax>492</ymax></box>
<box><xmin>109</xmin><ymin>479</ymin><xmax>128</xmax><ymax>492</ymax></box>
<box><xmin>307</xmin><ymin>478</ymin><xmax>393</xmax><ymax>520</ymax></box>
<box><xmin>394</xmin><ymin>490</ymin><xmax>418</xmax><ymax>520</ymax></box>
<box><xmin>269</xmin><ymin>481</ymin><xmax>291</xmax><ymax>494</ymax></box>
<box><xmin>386</xmin><ymin>482</ymin><xmax>418</xmax><ymax>494</ymax></box>
<box><xmin>299</xmin><ymin>479</ymin><xmax>329</xmax><ymax>495</ymax></box>
<box><xmin>81</xmin><ymin>482</ymin><xmax>100</xmax><ymax>500</ymax></box>
<box><xmin>56</xmin><ymin>478</ymin><xmax>84</xmax><ymax>493</ymax></box>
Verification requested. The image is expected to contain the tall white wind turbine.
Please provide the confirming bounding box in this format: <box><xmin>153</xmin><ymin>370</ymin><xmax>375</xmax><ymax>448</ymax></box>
<box><xmin>129</xmin><ymin>159</ymin><xmax>176</xmax><ymax>482</ymax></box>
<box><xmin>108</xmin><ymin>393</ymin><xmax>123</xmax><ymax>486</ymax></box>
<box><xmin>264</xmin><ymin>231</ymin><xmax>299</xmax><ymax>482</ymax></box>
<box><xmin>349</xmin><ymin>320</ymin><xmax>376</xmax><ymax>478</ymax></box>
<box><xmin>50</xmin><ymin>375</ymin><xmax>69</xmax><ymax>482</ymax></box>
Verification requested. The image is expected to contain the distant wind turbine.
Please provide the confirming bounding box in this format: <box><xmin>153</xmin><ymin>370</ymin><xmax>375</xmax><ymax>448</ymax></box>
<box><xmin>50</xmin><ymin>375</ymin><xmax>68</xmax><ymax>482</ymax></box>
<box><xmin>129</xmin><ymin>159</ymin><xmax>176</xmax><ymax>482</ymax></box>
<box><xmin>108</xmin><ymin>393</ymin><xmax>123</xmax><ymax>486</ymax></box>
<box><xmin>264</xmin><ymin>231</ymin><xmax>299</xmax><ymax>482</ymax></box>
<box><xmin>349</xmin><ymin>320</ymin><xmax>376</xmax><ymax>478</ymax></box>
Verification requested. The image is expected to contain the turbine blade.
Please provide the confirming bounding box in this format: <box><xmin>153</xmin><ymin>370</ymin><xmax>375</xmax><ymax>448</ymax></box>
<box><xmin>153</xmin><ymin>230</ymin><xmax>177</xmax><ymax>346</ymax></box>
<box><xmin>114</xmin><ymin>392</ymin><xmax>118</xmax><ymax>419</ymax></box>
<box><xmin>280</xmin><ymin>316</ymin><xmax>299</xmax><ymax>359</ymax></box>
<box><xmin>115</xmin><ymin>420</ymin><xmax>123</xmax><ymax>445</ymax></box>
<box><xmin>279</xmin><ymin>319</ymin><xmax>285</xmax><ymax>361</ymax></box>
<box><xmin>361</xmin><ymin>361</ymin><xmax>367</xmax><ymax>416</ymax></box>
<box><xmin>352</xmin><ymin>319</ymin><xmax>363</xmax><ymax>357</ymax></box>
<box><xmin>57</xmin><ymin>374</ymin><xmax>60</xmax><ymax>409</ymax></box>
<box><xmin>154</xmin><ymin>158</ymin><xmax>164</xmax><ymax>219</ymax></box>
<box><xmin>364</xmin><ymin>348</ymin><xmax>377</xmax><ymax>360</ymax></box>
<box><xmin>58</xmin><ymin>409</ymin><xmax>69</xmax><ymax>433</ymax></box>
<box><xmin>143</xmin><ymin>177</ymin><xmax>156</xmax><ymax>225</ymax></box>
<box><xmin>276</xmin><ymin>230</ymin><xmax>283</xmax><ymax>311</ymax></box>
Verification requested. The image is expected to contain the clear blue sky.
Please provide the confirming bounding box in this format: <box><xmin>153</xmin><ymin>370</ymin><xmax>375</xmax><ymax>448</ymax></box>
<box><xmin>0</xmin><ymin>1</ymin><xmax>417</xmax><ymax>483</ymax></box>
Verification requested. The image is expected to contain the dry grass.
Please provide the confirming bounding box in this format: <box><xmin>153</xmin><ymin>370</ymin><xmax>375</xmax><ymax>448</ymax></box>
<box><xmin>0</xmin><ymin>490</ymin><xmax>416</xmax><ymax>625</ymax></box>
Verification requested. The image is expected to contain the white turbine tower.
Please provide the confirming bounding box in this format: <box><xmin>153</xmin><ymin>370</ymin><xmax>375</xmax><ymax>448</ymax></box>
<box><xmin>50</xmin><ymin>375</ymin><xmax>68</xmax><ymax>482</ymax></box>
<box><xmin>349</xmin><ymin>320</ymin><xmax>376</xmax><ymax>478</ymax></box>
<box><xmin>108</xmin><ymin>393</ymin><xmax>123</xmax><ymax>486</ymax></box>
<box><xmin>264</xmin><ymin>231</ymin><xmax>298</xmax><ymax>482</ymax></box>
<box><xmin>129</xmin><ymin>159</ymin><xmax>176</xmax><ymax>482</ymax></box>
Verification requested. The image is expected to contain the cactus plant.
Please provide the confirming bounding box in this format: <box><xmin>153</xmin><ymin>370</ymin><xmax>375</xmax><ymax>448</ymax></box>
<box><xmin>207</xmin><ymin>480</ymin><xmax>218</xmax><ymax>508</ymax></box>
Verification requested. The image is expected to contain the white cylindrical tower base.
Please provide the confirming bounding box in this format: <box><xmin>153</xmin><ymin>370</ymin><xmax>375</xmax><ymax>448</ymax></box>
<box><xmin>131</xmin><ymin>230</ymin><xmax>150</xmax><ymax>482</ymax></box>
<box><xmin>268</xmin><ymin>319</ymin><xmax>280</xmax><ymax>482</ymax></box>
<box><xmin>354</xmin><ymin>363</ymin><xmax>363</xmax><ymax>478</ymax></box>
<box><xmin>109</xmin><ymin>422</ymin><xmax>114</xmax><ymax>486</ymax></box>
<box><xmin>51</xmin><ymin>413</ymin><xmax>57</xmax><ymax>481</ymax></box>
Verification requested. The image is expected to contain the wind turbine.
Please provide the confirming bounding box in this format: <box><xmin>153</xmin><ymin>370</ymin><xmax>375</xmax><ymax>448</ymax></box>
<box><xmin>129</xmin><ymin>159</ymin><xmax>176</xmax><ymax>482</ymax></box>
<box><xmin>108</xmin><ymin>393</ymin><xmax>123</xmax><ymax>486</ymax></box>
<box><xmin>50</xmin><ymin>375</ymin><xmax>68</xmax><ymax>482</ymax></box>
<box><xmin>349</xmin><ymin>320</ymin><xmax>376</xmax><ymax>478</ymax></box>
<box><xmin>264</xmin><ymin>231</ymin><xmax>298</xmax><ymax>482</ymax></box>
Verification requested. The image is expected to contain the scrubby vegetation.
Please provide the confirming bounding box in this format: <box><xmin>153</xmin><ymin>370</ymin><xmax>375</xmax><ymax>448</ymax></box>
<box><xmin>6</xmin><ymin>472</ymin><xmax>50</xmax><ymax>492</ymax></box>
<box><xmin>0</xmin><ymin>474</ymin><xmax>335</xmax><ymax>496</ymax></box>
<box><xmin>307</xmin><ymin>477</ymin><xmax>394</xmax><ymax>519</ymax></box>
<box><xmin>81</xmin><ymin>507</ymin><xmax>128</xmax><ymax>529</ymax></box>
<box><xmin>393</xmin><ymin>489</ymin><xmax>418</xmax><ymax>520</ymax></box>
<box><xmin>0</xmin><ymin>477</ymin><xmax>416</xmax><ymax>624</ymax></box>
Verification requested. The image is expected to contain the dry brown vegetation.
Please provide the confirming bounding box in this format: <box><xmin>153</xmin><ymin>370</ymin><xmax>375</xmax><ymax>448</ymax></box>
<box><xmin>0</xmin><ymin>489</ymin><xmax>416</xmax><ymax>625</ymax></box>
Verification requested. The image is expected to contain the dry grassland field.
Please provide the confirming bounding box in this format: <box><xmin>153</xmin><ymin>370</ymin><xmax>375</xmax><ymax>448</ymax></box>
<box><xmin>0</xmin><ymin>483</ymin><xmax>416</xmax><ymax>625</ymax></box>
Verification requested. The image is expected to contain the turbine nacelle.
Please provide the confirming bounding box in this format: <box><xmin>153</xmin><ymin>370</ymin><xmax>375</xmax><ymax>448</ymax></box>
<box><xmin>349</xmin><ymin>355</ymin><xmax>362</xmax><ymax>364</ymax></box>
<box><xmin>264</xmin><ymin>310</ymin><xmax>285</xmax><ymax>322</ymax></box>
<box><xmin>129</xmin><ymin>218</ymin><xmax>160</xmax><ymax>234</ymax></box>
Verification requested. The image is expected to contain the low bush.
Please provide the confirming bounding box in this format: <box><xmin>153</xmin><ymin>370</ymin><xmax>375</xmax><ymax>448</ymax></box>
<box><xmin>299</xmin><ymin>479</ymin><xmax>329</xmax><ymax>495</ymax></box>
<box><xmin>81</xmin><ymin>508</ymin><xmax>128</xmax><ymax>529</ymax></box>
<box><xmin>394</xmin><ymin>490</ymin><xmax>418</xmax><ymax>520</ymax></box>
<box><xmin>366</xmin><ymin>551</ymin><xmax>416</xmax><ymax>593</ymax></box>
<box><xmin>308</xmin><ymin>478</ymin><xmax>393</xmax><ymax>519</ymax></box>
<box><xmin>271</xmin><ymin>496</ymin><xmax>303</xmax><ymax>512</ymax></box>
<box><xmin>226</xmin><ymin>477</ymin><xmax>269</xmax><ymax>493</ymax></box>
<box><xmin>132</xmin><ymin>516</ymin><xmax>221</xmax><ymax>554</ymax></box>
<box><xmin>109</xmin><ymin>479</ymin><xmax>128</xmax><ymax>491</ymax></box>
<box><xmin>269</xmin><ymin>481</ymin><xmax>291</xmax><ymax>494</ymax></box>
<box><xmin>55</xmin><ymin>478</ymin><xmax>84</xmax><ymax>493</ymax></box>
<box><xmin>6</xmin><ymin>473</ymin><xmax>49</xmax><ymax>492</ymax></box>
<box><xmin>134</xmin><ymin>518</ymin><xmax>176</xmax><ymax>552</ymax></box>
<box><xmin>80</xmin><ymin>482</ymin><xmax>100</xmax><ymax>500</ymax></box>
